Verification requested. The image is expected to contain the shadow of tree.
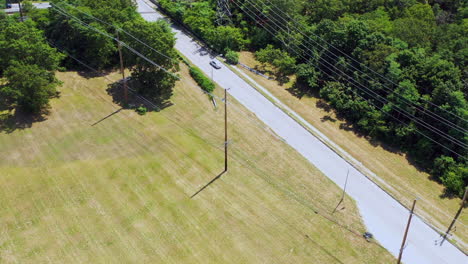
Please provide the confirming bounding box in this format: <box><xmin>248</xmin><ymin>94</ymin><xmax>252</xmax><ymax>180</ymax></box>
<box><xmin>0</xmin><ymin>84</ymin><xmax>51</xmax><ymax>134</ymax></box>
<box><xmin>315</xmin><ymin>99</ymin><xmax>332</xmax><ymax>113</ymax></box>
<box><xmin>321</xmin><ymin>115</ymin><xmax>337</xmax><ymax>123</ymax></box>
<box><xmin>77</xmin><ymin>69</ymin><xmax>113</xmax><ymax>79</ymax></box>
<box><xmin>0</xmin><ymin>108</ymin><xmax>49</xmax><ymax>134</ymax></box>
<box><xmin>286</xmin><ymin>82</ymin><xmax>308</xmax><ymax>99</ymax></box>
<box><xmin>106</xmin><ymin>81</ymin><xmax>173</xmax><ymax>112</ymax></box>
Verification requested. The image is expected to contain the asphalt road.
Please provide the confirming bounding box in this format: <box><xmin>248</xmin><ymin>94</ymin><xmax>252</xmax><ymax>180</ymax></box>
<box><xmin>3</xmin><ymin>3</ymin><xmax>51</xmax><ymax>13</ymax></box>
<box><xmin>137</xmin><ymin>1</ymin><xmax>467</xmax><ymax>263</ymax></box>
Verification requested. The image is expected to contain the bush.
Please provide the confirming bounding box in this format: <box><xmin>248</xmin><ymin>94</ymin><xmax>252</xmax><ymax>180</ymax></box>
<box><xmin>225</xmin><ymin>49</ymin><xmax>239</xmax><ymax>65</ymax></box>
<box><xmin>136</xmin><ymin>106</ymin><xmax>147</xmax><ymax>115</ymax></box>
<box><xmin>189</xmin><ymin>66</ymin><xmax>215</xmax><ymax>94</ymax></box>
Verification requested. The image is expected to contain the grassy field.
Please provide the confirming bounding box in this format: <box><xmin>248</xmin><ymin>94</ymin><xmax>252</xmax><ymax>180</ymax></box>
<box><xmin>237</xmin><ymin>51</ymin><xmax>468</xmax><ymax>249</ymax></box>
<box><xmin>0</xmin><ymin>64</ymin><xmax>394</xmax><ymax>263</ymax></box>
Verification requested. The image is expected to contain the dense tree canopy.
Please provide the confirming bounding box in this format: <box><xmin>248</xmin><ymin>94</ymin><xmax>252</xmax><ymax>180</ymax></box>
<box><xmin>29</xmin><ymin>0</ymin><xmax>179</xmax><ymax>103</ymax></box>
<box><xmin>0</xmin><ymin>18</ymin><xmax>63</xmax><ymax>113</ymax></box>
<box><xmin>160</xmin><ymin>0</ymin><xmax>468</xmax><ymax>197</ymax></box>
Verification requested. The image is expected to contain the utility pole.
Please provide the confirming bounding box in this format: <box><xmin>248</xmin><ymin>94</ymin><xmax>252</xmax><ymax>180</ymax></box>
<box><xmin>18</xmin><ymin>0</ymin><xmax>24</xmax><ymax>22</ymax></box>
<box><xmin>224</xmin><ymin>88</ymin><xmax>228</xmax><ymax>172</ymax></box>
<box><xmin>215</xmin><ymin>0</ymin><xmax>232</xmax><ymax>26</ymax></box>
<box><xmin>333</xmin><ymin>169</ymin><xmax>350</xmax><ymax>213</ymax></box>
<box><xmin>440</xmin><ymin>187</ymin><xmax>468</xmax><ymax>245</ymax></box>
<box><xmin>397</xmin><ymin>199</ymin><xmax>417</xmax><ymax>264</ymax></box>
<box><xmin>116</xmin><ymin>30</ymin><xmax>128</xmax><ymax>105</ymax></box>
<box><xmin>341</xmin><ymin>169</ymin><xmax>350</xmax><ymax>203</ymax></box>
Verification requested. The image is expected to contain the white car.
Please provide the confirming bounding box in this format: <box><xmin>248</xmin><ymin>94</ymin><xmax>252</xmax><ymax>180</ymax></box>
<box><xmin>210</xmin><ymin>60</ymin><xmax>222</xmax><ymax>69</ymax></box>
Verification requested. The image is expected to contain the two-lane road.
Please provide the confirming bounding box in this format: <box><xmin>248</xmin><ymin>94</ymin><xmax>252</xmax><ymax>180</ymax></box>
<box><xmin>137</xmin><ymin>1</ymin><xmax>466</xmax><ymax>263</ymax></box>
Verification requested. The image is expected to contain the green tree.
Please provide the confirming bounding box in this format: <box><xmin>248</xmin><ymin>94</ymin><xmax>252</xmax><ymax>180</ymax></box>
<box><xmin>1</xmin><ymin>62</ymin><xmax>61</xmax><ymax>113</ymax></box>
<box><xmin>0</xmin><ymin>19</ymin><xmax>63</xmax><ymax>74</ymax></box>
<box><xmin>255</xmin><ymin>44</ymin><xmax>296</xmax><ymax>75</ymax></box>
<box><xmin>21</xmin><ymin>1</ymin><xmax>34</xmax><ymax>14</ymax></box>
<box><xmin>205</xmin><ymin>26</ymin><xmax>248</xmax><ymax>53</ymax></box>
<box><xmin>225</xmin><ymin>49</ymin><xmax>239</xmax><ymax>64</ymax></box>
<box><xmin>122</xmin><ymin>19</ymin><xmax>178</xmax><ymax>103</ymax></box>
<box><xmin>392</xmin><ymin>3</ymin><xmax>436</xmax><ymax>48</ymax></box>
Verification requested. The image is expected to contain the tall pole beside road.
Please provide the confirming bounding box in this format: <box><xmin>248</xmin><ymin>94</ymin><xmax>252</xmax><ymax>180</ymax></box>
<box><xmin>224</xmin><ymin>88</ymin><xmax>228</xmax><ymax>172</ymax></box>
<box><xmin>116</xmin><ymin>30</ymin><xmax>128</xmax><ymax>105</ymax></box>
<box><xmin>397</xmin><ymin>199</ymin><xmax>417</xmax><ymax>264</ymax></box>
<box><xmin>18</xmin><ymin>0</ymin><xmax>24</xmax><ymax>22</ymax></box>
<box><xmin>440</xmin><ymin>187</ymin><xmax>468</xmax><ymax>245</ymax></box>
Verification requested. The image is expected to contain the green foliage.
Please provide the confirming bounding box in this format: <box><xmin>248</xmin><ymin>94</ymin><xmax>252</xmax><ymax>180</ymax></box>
<box><xmin>22</xmin><ymin>1</ymin><xmax>34</xmax><ymax>14</ymax></box>
<box><xmin>0</xmin><ymin>19</ymin><xmax>63</xmax><ymax>73</ymax></box>
<box><xmin>225</xmin><ymin>49</ymin><xmax>239</xmax><ymax>65</ymax></box>
<box><xmin>42</xmin><ymin>1</ymin><xmax>179</xmax><ymax>103</ymax></box>
<box><xmin>189</xmin><ymin>66</ymin><xmax>215</xmax><ymax>94</ymax></box>
<box><xmin>1</xmin><ymin>62</ymin><xmax>61</xmax><ymax>113</ymax></box>
<box><xmin>205</xmin><ymin>26</ymin><xmax>248</xmax><ymax>53</ymax></box>
<box><xmin>44</xmin><ymin>0</ymin><xmax>138</xmax><ymax>69</ymax></box>
<box><xmin>156</xmin><ymin>0</ymin><xmax>468</xmax><ymax>197</ymax></box>
<box><xmin>255</xmin><ymin>45</ymin><xmax>296</xmax><ymax>75</ymax></box>
<box><xmin>392</xmin><ymin>4</ymin><xmax>436</xmax><ymax>48</ymax></box>
<box><xmin>136</xmin><ymin>106</ymin><xmax>147</xmax><ymax>115</ymax></box>
<box><xmin>121</xmin><ymin>19</ymin><xmax>179</xmax><ymax>103</ymax></box>
<box><xmin>159</xmin><ymin>0</ymin><xmax>248</xmax><ymax>53</ymax></box>
<box><xmin>0</xmin><ymin>18</ymin><xmax>63</xmax><ymax>113</ymax></box>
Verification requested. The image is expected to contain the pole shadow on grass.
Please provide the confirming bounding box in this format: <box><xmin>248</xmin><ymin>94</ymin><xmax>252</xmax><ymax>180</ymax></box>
<box><xmin>91</xmin><ymin>108</ymin><xmax>123</xmax><ymax>126</ymax></box>
<box><xmin>191</xmin><ymin>170</ymin><xmax>227</xmax><ymax>198</ymax></box>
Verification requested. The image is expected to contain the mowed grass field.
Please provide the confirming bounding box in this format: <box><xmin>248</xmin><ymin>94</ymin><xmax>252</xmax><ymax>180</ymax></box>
<box><xmin>0</xmin><ymin>65</ymin><xmax>394</xmax><ymax>263</ymax></box>
<box><xmin>237</xmin><ymin>51</ymin><xmax>468</xmax><ymax>249</ymax></box>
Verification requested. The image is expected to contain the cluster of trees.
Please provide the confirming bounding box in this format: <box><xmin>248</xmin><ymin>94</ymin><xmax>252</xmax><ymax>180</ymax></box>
<box><xmin>159</xmin><ymin>0</ymin><xmax>248</xmax><ymax>54</ymax></box>
<box><xmin>1</xmin><ymin>0</ymin><xmax>179</xmax><ymax>113</ymax></box>
<box><xmin>160</xmin><ymin>0</ymin><xmax>467</xmax><ymax>197</ymax></box>
<box><xmin>0</xmin><ymin>16</ymin><xmax>63</xmax><ymax>113</ymax></box>
<box><xmin>36</xmin><ymin>0</ymin><xmax>180</xmax><ymax>103</ymax></box>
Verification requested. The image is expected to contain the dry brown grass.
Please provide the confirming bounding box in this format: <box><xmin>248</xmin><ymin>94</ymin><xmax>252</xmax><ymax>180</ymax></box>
<box><xmin>0</xmin><ymin>64</ymin><xmax>394</xmax><ymax>263</ymax></box>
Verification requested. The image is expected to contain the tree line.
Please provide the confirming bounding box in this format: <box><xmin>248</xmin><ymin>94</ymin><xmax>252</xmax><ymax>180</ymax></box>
<box><xmin>0</xmin><ymin>0</ymin><xmax>179</xmax><ymax>116</ymax></box>
<box><xmin>159</xmin><ymin>0</ymin><xmax>467</xmax><ymax>197</ymax></box>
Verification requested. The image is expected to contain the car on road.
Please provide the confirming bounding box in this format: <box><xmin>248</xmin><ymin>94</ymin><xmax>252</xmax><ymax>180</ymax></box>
<box><xmin>210</xmin><ymin>60</ymin><xmax>221</xmax><ymax>69</ymax></box>
<box><xmin>5</xmin><ymin>3</ymin><xmax>12</xmax><ymax>9</ymax></box>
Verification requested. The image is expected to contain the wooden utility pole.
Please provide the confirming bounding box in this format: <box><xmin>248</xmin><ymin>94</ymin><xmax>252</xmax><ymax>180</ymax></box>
<box><xmin>341</xmin><ymin>169</ymin><xmax>350</xmax><ymax>203</ymax></box>
<box><xmin>116</xmin><ymin>30</ymin><xmax>128</xmax><ymax>105</ymax></box>
<box><xmin>224</xmin><ymin>88</ymin><xmax>228</xmax><ymax>172</ymax></box>
<box><xmin>333</xmin><ymin>169</ymin><xmax>350</xmax><ymax>214</ymax></box>
<box><xmin>18</xmin><ymin>0</ymin><xmax>24</xmax><ymax>22</ymax></box>
<box><xmin>397</xmin><ymin>199</ymin><xmax>417</xmax><ymax>264</ymax></box>
<box><xmin>440</xmin><ymin>187</ymin><xmax>468</xmax><ymax>245</ymax></box>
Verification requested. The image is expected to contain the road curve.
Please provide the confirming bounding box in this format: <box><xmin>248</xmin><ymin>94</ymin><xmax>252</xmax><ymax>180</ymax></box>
<box><xmin>137</xmin><ymin>0</ymin><xmax>467</xmax><ymax>263</ymax></box>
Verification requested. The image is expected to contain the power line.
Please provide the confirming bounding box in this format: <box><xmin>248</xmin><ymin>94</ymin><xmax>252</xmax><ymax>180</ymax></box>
<box><xmin>256</xmin><ymin>0</ymin><xmax>468</xmax><ymax>127</ymax></box>
<box><xmin>56</xmin><ymin>1</ymin><xmax>178</xmax><ymax>63</ymax></box>
<box><xmin>240</xmin><ymin>0</ymin><xmax>468</xmax><ymax>143</ymax></box>
<box><xmin>232</xmin><ymin>0</ymin><xmax>468</xmax><ymax>233</ymax></box>
<box><xmin>46</xmin><ymin>8</ymin><xmax>467</xmax><ymax>239</ymax></box>
<box><xmin>49</xmin><ymin>3</ymin><xmax>179</xmax><ymax>80</ymax></box>
<box><xmin>50</xmin><ymin>39</ymin><xmax>375</xmax><ymax>240</ymax></box>
<box><xmin>233</xmin><ymin>0</ymin><xmax>468</xmax><ymax>156</ymax></box>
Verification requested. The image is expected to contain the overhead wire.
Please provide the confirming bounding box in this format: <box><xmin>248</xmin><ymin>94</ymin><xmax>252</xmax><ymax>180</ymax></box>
<box><xmin>232</xmin><ymin>0</ymin><xmax>468</xmax><ymax>229</ymax></box>
<box><xmin>46</xmin><ymin>1</ymin><xmax>467</xmax><ymax>235</ymax></box>
<box><xmin>239</xmin><ymin>0</ymin><xmax>468</xmax><ymax>147</ymax></box>
<box><xmin>257</xmin><ymin>0</ymin><xmax>468</xmax><ymax>127</ymax></box>
<box><xmin>49</xmin><ymin>3</ymin><xmax>180</xmax><ymax>80</ymax></box>
<box><xmin>56</xmin><ymin>1</ymin><xmax>179</xmax><ymax>63</ymax></box>
<box><xmin>232</xmin><ymin>0</ymin><xmax>468</xmax><ymax>156</ymax></box>
<box><xmin>47</xmin><ymin>32</ymin><xmax>379</xmax><ymax>240</ymax></box>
